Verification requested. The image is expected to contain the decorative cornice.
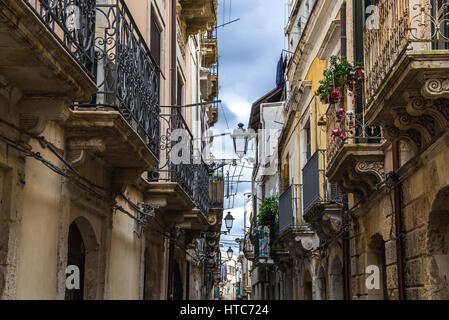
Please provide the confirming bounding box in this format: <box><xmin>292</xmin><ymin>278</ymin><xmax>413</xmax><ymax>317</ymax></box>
<box><xmin>422</xmin><ymin>78</ymin><xmax>449</xmax><ymax>100</ymax></box>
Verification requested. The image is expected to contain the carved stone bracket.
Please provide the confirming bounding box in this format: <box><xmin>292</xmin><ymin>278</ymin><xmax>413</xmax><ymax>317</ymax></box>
<box><xmin>18</xmin><ymin>97</ymin><xmax>71</xmax><ymax>136</ymax></box>
<box><xmin>280</xmin><ymin>227</ymin><xmax>317</xmax><ymax>259</ymax></box>
<box><xmin>67</xmin><ymin>138</ymin><xmax>106</xmax><ymax>166</ymax></box>
<box><xmin>378</xmin><ymin>94</ymin><xmax>449</xmax><ymax>154</ymax></box>
<box><xmin>422</xmin><ymin>78</ymin><xmax>449</xmax><ymax>100</ymax></box>
<box><xmin>304</xmin><ymin>203</ymin><xmax>344</xmax><ymax>242</ymax></box>
<box><xmin>327</xmin><ymin>145</ymin><xmax>385</xmax><ymax>200</ymax></box>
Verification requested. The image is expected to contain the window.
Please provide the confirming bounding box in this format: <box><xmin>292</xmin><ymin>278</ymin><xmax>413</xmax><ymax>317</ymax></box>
<box><xmin>282</xmin><ymin>158</ymin><xmax>290</xmax><ymax>192</ymax></box>
<box><xmin>305</xmin><ymin>120</ymin><xmax>312</xmax><ymax>161</ymax></box>
<box><xmin>150</xmin><ymin>17</ymin><xmax>161</xmax><ymax>67</ymax></box>
<box><xmin>177</xmin><ymin>73</ymin><xmax>184</xmax><ymax>107</ymax></box>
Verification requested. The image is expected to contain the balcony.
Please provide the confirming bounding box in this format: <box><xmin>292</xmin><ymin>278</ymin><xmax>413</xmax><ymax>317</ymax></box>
<box><xmin>325</xmin><ymin>97</ymin><xmax>385</xmax><ymax>201</ymax></box>
<box><xmin>1</xmin><ymin>1</ymin><xmax>159</xmax><ymax>177</ymax></box>
<box><xmin>201</xmin><ymin>29</ymin><xmax>218</xmax><ymax>68</ymax></box>
<box><xmin>179</xmin><ymin>0</ymin><xmax>217</xmax><ymax>35</ymax></box>
<box><xmin>207</xmin><ymin>101</ymin><xmax>219</xmax><ymax>126</ymax></box>
<box><xmin>64</xmin><ymin>0</ymin><xmax>161</xmax><ymax>186</ymax></box>
<box><xmin>277</xmin><ymin>184</ymin><xmax>316</xmax><ymax>258</ymax></box>
<box><xmin>145</xmin><ymin>109</ymin><xmax>210</xmax><ymax>226</ymax></box>
<box><xmin>252</xmin><ymin>227</ymin><xmax>271</xmax><ymax>264</ymax></box>
<box><xmin>0</xmin><ymin>0</ymin><xmax>97</xmax><ymax>130</ymax></box>
<box><xmin>301</xmin><ymin>150</ymin><xmax>344</xmax><ymax>240</ymax></box>
<box><xmin>303</xmin><ymin>150</ymin><xmax>342</xmax><ymax>213</ymax></box>
<box><xmin>364</xmin><ymin>0</ymin><xmax>449</xmax><ymax>152</ymax></box>
<box><xmin>77</xmin><ymin>0</ymin><xmax>159</xmax><ymax>153</ymax></box>
<box><xmin>209</xmin><ymin>63</ymin><xmax>219</xmax><ymax>101</ymax></box>
<box><xmin>209</xmin><ymin>175</ymin><xmax>224</xmax><ymax>210</ymax></box>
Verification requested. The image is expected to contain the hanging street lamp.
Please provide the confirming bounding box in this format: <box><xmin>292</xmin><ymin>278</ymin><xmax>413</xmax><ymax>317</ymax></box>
<box><xmin>227</xmin><ymin>247</ymin><xmax>234</xmax><ymax>260</ymax></box>
<box><xmin>231</xmin><ymin>123</ymin><xmax>249</xmax><ymax>159</ymax></box>
<box><xmin>224</xmin><ymin>211</ymin><xmax>235</xmax><ymax>234</ymax></box>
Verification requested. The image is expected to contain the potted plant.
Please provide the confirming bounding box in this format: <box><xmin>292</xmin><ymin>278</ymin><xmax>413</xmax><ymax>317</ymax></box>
<box><xmin>315</xmin><ymin>56</ymin><xmax>352</xmax><ymax>103</ymax></box>
<box><xmin>346</xmin><ymin>62</ymin><xmax>365</xmax><ymax>90</ymax></box>
<box><xmin>257</xmin><ymin>197</ymin><xmax>279</xmax><ymax>227</ymax></box>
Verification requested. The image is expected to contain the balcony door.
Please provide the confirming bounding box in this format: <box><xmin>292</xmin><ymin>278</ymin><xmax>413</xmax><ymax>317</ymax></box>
<box><xmin>431</xmin><ymin>0</ymin><xmax>449</xmax><ymax>49</ymax></box>
<box><xmin>65</xmin><ymin>222</ymin><xmax>85</xmax><ymax>300</ymax></box>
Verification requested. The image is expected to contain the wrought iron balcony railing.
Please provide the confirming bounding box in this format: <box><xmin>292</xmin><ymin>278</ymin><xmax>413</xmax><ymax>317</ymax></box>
<box><xmin>209</xmin><ymin>176</ymin><xmax>224</xmax><ymax>209</ymax></box>
<box><xmin>364</xmin><ymin>0</ymin><xmax>449</xmax><ymax>105</ymax></box>
<box><xmin>195</xmin><ymin>161</ymin><xmax>210</xmax><ymax>215</ymax></box>
<box><xmin>326</xmin><ymin>95</ymin><xmax>383</xmax><ymax>167</ymax></box>
<box><xmin>278</xmin><ymin>184</ymin><xmax>302</xmax><ymax>234</ymax></box>
<box><xmin>24</xmin><ymin>0</ymin><xmax>97</xmax><ymax>78</ymax></box>
<box><xmin>152</xmin><ymin>108</ymin><xmax>210</xmax><ymax>216</ymax></box>
<box><xmin>253</xmin><ymin>227</ymin><xmax>270</xmax><ymax>260</ymax></box>
<box><xmin>42</xmin><ymin>0</ymin><xmax>161</xmax><ymax>158</ymax></box>
<box><xmin>302</xmin><ymin>150</ymin><xmax>342</xmax><ymax>215</ymax></box>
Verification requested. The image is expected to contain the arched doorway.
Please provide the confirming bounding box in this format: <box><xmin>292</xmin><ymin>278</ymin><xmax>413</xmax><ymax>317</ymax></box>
<box><xmin>367</xmin><ymin>234</ymin><xmax>388</xmax><ymax>300</ymax></box>
<box><xmin>427</xmin><ymin>186</ymin><xmax>449</xmax><ymax>299</ymax></box>
<box><xmin>173</xmin><ymin>263</ymin><xmax>184</xmax><ymax>300</ymax></box>
<box><xmin>65</xmin><ymin>217</ymin><xmax>99</xmax><ymax>300</ymax></box>
<box><xmin>65</xmin><ymin>222</ymin><xmax>85</xmax><ymax>300</ymax></box>
<box><xmin>317</xmin><ymin>267</ymin><xmax>327</xmax><ymax>300</ymax></box>
<box><xmin>304</xmin><ymin>271</ymin><xmax>313</xmax><ymax>300</ymax></box>
<box><xmin>329</xmin><ymin>257</ymin><xmax>344</xmax><ymax>300</ymax></box>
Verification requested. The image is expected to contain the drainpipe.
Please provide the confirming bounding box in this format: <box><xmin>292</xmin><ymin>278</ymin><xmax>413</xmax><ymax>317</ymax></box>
<box><xmin>392</xmin><ymin>141</ymin><xmax>406</xmax><ymax>300</ymax></box>
<box><xmin>342</xmin><ymin>195</ymin><xmax>350</xmax><ymax>300</ymax></box>
<box><xmin>340</xmin><ymin>1</ymin><xmax>350</xmax><ymax>300</ymax></box>
<box><xmin>167</xmin><ymin>0</ymin><xmax>177</xmax><ymax>300</ymax></box>
<box><xmin>340</xmin><ymin>1</ymin><xmax>347</xmax><ymax>58</ymax></box>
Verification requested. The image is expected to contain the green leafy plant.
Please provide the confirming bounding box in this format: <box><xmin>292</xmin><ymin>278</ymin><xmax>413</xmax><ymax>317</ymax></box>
<box><xmin>257</xmin><ymin>197</ymin><xmax>279</xmax><ymax>226</ymax></box>
<box><xmin>315</xmin><ymin>56</ymin><xmax>352</xmax><ymax>103</ymax></box>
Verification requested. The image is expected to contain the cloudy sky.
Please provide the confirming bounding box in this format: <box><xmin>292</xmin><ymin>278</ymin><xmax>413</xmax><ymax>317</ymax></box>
<box><xmin>212</xmin><ymin>0</ymin><xmax>286</xmax><ymax>251</ymax></box>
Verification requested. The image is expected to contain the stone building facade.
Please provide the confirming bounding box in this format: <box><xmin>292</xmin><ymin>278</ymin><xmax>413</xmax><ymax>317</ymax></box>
<box><xmin>252</xmin><ymin>0</ymin><xmax>449</xmax><ymax>301</ymax></box>
<box><xmin>0</xmin><ymin>0</ymin><xmax>223</xmax><ymax>300</ymax></box>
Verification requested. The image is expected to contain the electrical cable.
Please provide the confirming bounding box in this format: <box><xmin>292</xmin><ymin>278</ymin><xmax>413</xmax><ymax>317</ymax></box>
<box><xmin>0</xmin><ymin>118</ymin><xmax>205</xmax><ymax>263</ymax></box>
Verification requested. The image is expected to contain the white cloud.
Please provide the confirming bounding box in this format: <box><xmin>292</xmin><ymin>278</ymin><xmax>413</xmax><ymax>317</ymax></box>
<box><xmin>221</xmin><ymin>93</ymin><xmax>252</xmax><ymax>121</ymax></box>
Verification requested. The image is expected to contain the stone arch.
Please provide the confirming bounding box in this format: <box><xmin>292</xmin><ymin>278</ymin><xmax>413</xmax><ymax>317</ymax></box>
<box><xmin>316</xmin><ymin>266</ymin><xmax>327</xmax><ymax>300</ymax></box>
<box><xmin>298</xmin><ymin>260</ymin><xmax>314</xmax><ymax>300</ymax></box>
<box><xmin>329</xmin><ymin>256</ymin><xmax>344</xmax><ymax>300</ymax></box>
<box><xmin>426</xmin><ymin>186</ymin><xmax>449</xmax><ymax>299</ymax></box>
<box><xmin>304</xmin><ymin>271</ymin><xmax>313</xmax><ymax>300</ymax></box>
<box><xmin>366</xmin><ymin>233</ymin><xmax>388</xmax><ymax>300</ymax></box>
<box><xmin>173</xmin><ymin>262</ymin><xmax>184</xmax><ymax>300</ymax></box>
<box><xmin>66</xmin><ymin>216</ymin><xmax>99</xmax><ymax>300</ymax></box>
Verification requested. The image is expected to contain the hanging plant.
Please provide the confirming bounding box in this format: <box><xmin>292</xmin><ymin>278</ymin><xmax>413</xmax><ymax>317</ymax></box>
<box><xmin>315</xmin><ymin>56</ymin><xmax>352</xmax><ymax>103</ymax></box>
<box><xmin>331</xmin><ymin>129</ymin><xmax>346</xmax><ymax>141</ymax></box>
<box><xmin>257</xmin><ymin>197</ymin><xmax>279</xmax><ymax>227</ymax></box>
<box><xmin>346</xmin><ymin>61</ymin><xmax>365</xmax><ymax>91</ymax></box>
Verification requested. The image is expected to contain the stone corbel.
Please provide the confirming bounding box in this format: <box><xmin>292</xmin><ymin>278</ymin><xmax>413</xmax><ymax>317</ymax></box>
<box><xmin>0</xmin><ymin>74</ymin><xmax>22</xmax><ymax>108</ymax></box>
<box><xmin>354</xmin><ymin>161</ymin><xmax>385</xmax><ymax>186</ymax></box>
<box><xmin>67</xmin><ymin>138</ymin><xmax>106</xmax><ymax>166</ymax></box>
<box><xmin>112</xmin><ymin>168</ymin><xmax>145</xmax><ymax>194</ymax></box>
<box><xmin>207</xmin><ymin>213</ymin><xmax>217</xmax><ymax>226</ymax></box>
<box><xmin>322</xmin><ymin>213</ymin><xmax>343</xmax><ymax>233</ymax></box>
<box><xmin>18</xmin><ymin>96</ymin><xmax>70</xmax><ymax>136</ymax></box>
<box><xmin>421</xmin><ymin>78</ymin><xmax>449</xmax><ymax>100</ymax></box>
<box><xmin>406</xmin><ymin>96</ymin><xmax>448</xmax><ymax>133</ymax></box>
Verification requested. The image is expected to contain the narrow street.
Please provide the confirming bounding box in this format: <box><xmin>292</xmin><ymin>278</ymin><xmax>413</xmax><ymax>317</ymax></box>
<box><xmin>0</xmin><ymin>0</ymin><xmax>448</xmax><ymax>304</ymax></box>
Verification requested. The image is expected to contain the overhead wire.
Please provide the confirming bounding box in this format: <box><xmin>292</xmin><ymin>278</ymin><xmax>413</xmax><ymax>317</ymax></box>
<box><xmin>0</xmin><ymin>117</ymin><xmax>204</xmax><ymax>262</ymax></box>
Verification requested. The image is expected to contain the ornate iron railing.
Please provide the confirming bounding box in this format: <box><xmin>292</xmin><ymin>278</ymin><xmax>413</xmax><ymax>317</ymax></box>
<box><xmin>152</xmin><ymin>107</ymin><xmax>210</xmax><ymax>216</ymax></box>
<box><xmin>195</xmin><ymin>161</ymin><xmax>210</xmax><ymax>215</ymax></box>
<box><xmin>27</xmin><ymin>0</ymin><xmax>160</xmax><ymax>157</ymax></box>
<box><xmin>278</xmin><ymin>184</ymin><xmax>302</xmax><ymax>234</ymax></box>
<box><xmin>364</xmin><ymin>0</ymin><xmax>449</xmax><ymax>105</ymax></box>
<box><xmin>209</xmin><ymin>175</ymin><xmax>224</xmax><ymax>209</ymax></box>
<box><xmin>68</xmin><ymin>0</ymin><xmax>160</xmax><ymax>158</ymax></box>
<box><xmin>302</xmin><ymin>150</ymin><xmax>342</xmax><ymax>215</ymax></box>
<box><xmin>326</xmin><ymin>93</ymin><xmax>383</xmax><ymax>167</ymax></box>
<box><xmin>24</xmin><ymin>0</ymin><xmax>97</xmax><ymax>78</ymax></box>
